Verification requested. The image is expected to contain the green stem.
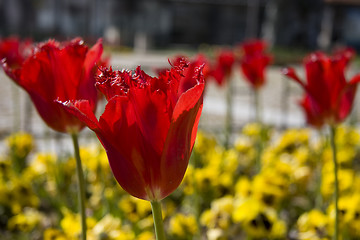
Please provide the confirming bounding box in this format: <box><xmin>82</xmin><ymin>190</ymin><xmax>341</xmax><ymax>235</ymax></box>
<box><xmin>71</xmin><ymin>133</ymin><xmax>87</xmax><ymax>240</ymax></box>
<box><xmin>330</xmin><ymin>126</ymin><xmax>339</xmax><ymax>240</ymax></box>
<box><xmin>11</xmin><ymin>83</ymin><xmax>20</xmax><ymax>132</ymax></box>
<box><xmin>151</xmin><ymin>200</ymin><xmax>166</xmax><ymax>240</ymax></box>
<box><xmin>224</xmin><ymin>80</ymin><xmax>233</xmax><ymax>149</ymax></box>
<box><xmin>254</xmin><ymin>89</ymin><xmax>262</xmax><ymax>173</ymax></box>
<box><xmin>315</xmin><ymin>129</ymin><xmax>325</xmax><ymax>210</ymax></box>
<box><xmin>191</xmin><ymin>156</ymin><xmax>201</xmax><ymax>237</ymax></box>
<box><xmin>254</xmin><ymin>88</ymin><xmax>261</xmax><ymax>124</ymax></box>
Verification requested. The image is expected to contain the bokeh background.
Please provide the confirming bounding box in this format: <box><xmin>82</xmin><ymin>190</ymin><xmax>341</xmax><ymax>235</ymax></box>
<box><xmin>1</xmin><ymin>0</ymin><xmax>360</xmax><ymax>149</ymax></box>
<box><xmin>1</xmin><ymin>0</ymin><xmax>360</xmax><ymax>51</ymax></box>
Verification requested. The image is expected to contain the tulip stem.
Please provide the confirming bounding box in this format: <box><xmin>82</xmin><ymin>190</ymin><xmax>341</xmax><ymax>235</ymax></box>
<box><xmin>224</xmin><ymin>80</ymin><xmax>233</xmax><ymax>149</ymax></box>
<box><xmin>254</xmin><ymin>89</ymin><xmax>262</xmax><ymax>173</ymax></box>
<box><xmin>151</xmin><ymin>200</ymin><xmax>166</xmax><ymax>240</ymax></box>
<box><xmin>254</xmin><ymin>88</ymin><xmax>261</xmax><ymax>124</ymax></box>
<box><xmin>330</xmin><ymin>126</ymin><xmax>339</xmax><ymax>240</ymax></box>
<box><xmin>71</xmin><ymin>133</ymin><xmax>87</xmax><ymax>240</ymax></box>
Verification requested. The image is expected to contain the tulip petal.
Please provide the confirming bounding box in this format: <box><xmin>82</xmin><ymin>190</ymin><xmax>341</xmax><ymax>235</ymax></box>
<box><xmin>299</xmin><ymin>95</ymin><xmax>324</xmax><ymax>128</ymax></box>
<box><xmin>1</xmin><ymin>60</ymin><xmax>21</xmax><ymax>85</ymax></box>
<box><xmin>158</xmin><ymin>83</ymin><xmax>204</xmax><ymax>200</ymax></box>
<box><xmin>98</xmin><ymin>96</ymin><xmax>157</xmax><ymax>200</ymax></box>
<box><xmin>281</xmin><ymin>67</ymin><xmax>306</xmax><ymax>89</ymax></box>
<box><xmin>128</xmin><ymin>87</ymin><xmax>170</xmax><ymax>155</ymax></box>
<box><xmin>84</xmin><ymin>39</ymin><xmax>103</xmax><ymax>76</ymax></box>
<box><xmin>337</xmin><ymin>74</ymin><xmax>360</xmax><ymax>121</ymax></box>
<box><xmin>57</xmin><ymin>99</ymin><xmax>100</xmax><ymax>131</ymax></box>
<box><xmin>79</xmin><ymin>39</ymin><xmax>103</xmax><ymax>102</ymax></box>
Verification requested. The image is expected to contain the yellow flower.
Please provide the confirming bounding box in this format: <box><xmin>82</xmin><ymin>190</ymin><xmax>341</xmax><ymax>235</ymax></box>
<box><xmin>233</xmin><ymin>197</ymin><xmax>286</xmax><ymax>238</ymax></box>
<box><xmin>322</xmin><ymin>147</ymin><xmax>356</xmax><ymax>166</ymax></box>
<box><xmin>242</xmin><ymin>122</ymin><xmax>262</xmax><ymax>137</ymax></box>
<box><xmin>118</xmin><ymin>195</ymin><xmax>152</xmax><ymax>224</ymax></box>
<box><xmin>180</xmin><ymin>165</ymin><xmax>195</xmax><ymax>195</ymax></box>
<box><xmin>88</xmin><ymin>214</ymin><xmax>135</xmax><ymax>240</ymax></box>
<box><xmin>327</xmin><ymin>193</ymin><xmax>360</xmax><ymax>237</ymax></box>
<box><xmin>206</xmin><ymin>147</ymin><xmax>224</xmax><ymax>169</ymax></box>
<box><xmin>233</xmin><ymin>198</ymin><xmax>263</xmax><ymax>224</ymax></box>
<box><xmin>252</xmin><ymin>164</ymin><xmax>291</xmax><ymax>207</ymax></box>
<box><xmin>25</xmin><ymin>153</ymin><xmax>58</xmax><ymax>189</ymax></box>
<box><xmin>7</xmin><ymin>208</ymin><xmax>42</xmax><ymax>232</ymax></box>
<box><xmin>80</xmin><ymin>145</ymin><xmax>100</xmax><ymax>173</ymax></box>
<box><xmin>221</xmin><ymin>149</ymin><xmax>241</xmax><ymax>176</ymax></box>
<box><xmin>60</xmin><ymin>208</ymin><xmax>96</xmax><ymax>238</ymax></box>
<box><xmin>201</xmin><ymin>196</ymin><xmax>234</xmax><ymax>230</ymax></box>
<box><xmin>234</xmin><ymin>176</ymin><xmax>252</xmax><ymax>199</ymax></box>
<box><xmin>261</xmin><ymin>148</ymin><xmax>278</xmax><ymax>166</ymax></box>
<box><xmin>6</xmin><ymin>132</ymin><xmax>34</xmax><ymax>159</ymax></box>
<box><xmin>234</xmin><ymin>136</ymin><xmax>256</xmax><ymax>167</ymax></box>
<box><xmin>275</xmin><ymin>128</ymin><xmax>310</xmax><ymax>152</ymax></box>
<box><xmin>292</xmin><ymin>146</ymin><xmax>311</xmax><ymax>165</ymax></box>
<box><xmin>6</xmin><ymin>132</ymin><xmax>34</xmax><ymax>173</ymax></box>
<box><xmin>137</xmin><ymin>231</ymin><xmax>155</xmax><ymax>240</ymax></box>
<box><xmin>43</xmin><ymin>228</ymin><xmax>68</xmax><ymax>240</ymax></box>
<box><xmin>92</xmin><ymin>214</ymin><xmax>121</xmax><ymax>235</ymax></box>
<box><xmin>194</xmin><ymin>166</ymin><xmax>219</xmax><ymax>193</ymax></box>
<box><xmin>335</xmin><ymin>125</ymin><xmax>360</xmax><ymax>147</ymax></box>
<box><xmin>169</xmin><ymin>213</ymin><xmax>198</xmax><ymax>238</ymax></box>
<box><xmin>321</xmin><ymin>166</ymin><xmax>354</xmax><ymax>199</ymax></box>
<box><xmin>0</xmin><ymin>159</ymin><xmax>11</xmax><ymax>180</ymax></box>
<box><xmin>29</xmin><ymin>153</ymin><xmax>57</xmax><ymax>175</ymax></box>
<box><xmin>80</xmin><ymin>144</ymin><xmax>111</xmax><ymax>183</ymax></box>
<box><xmin>161</xmin><ymin>200</ymin><xmax>177</xmax><ymax>219</ymax></box>
<box><xmin>297</xmin><ymin>209</ymin><xmax>329</xmax><ymax>240</ymax></box>
<box><xmin>194</xmin><ymin>131</ymin><xmax>218</xmax><ymax>157</ymax></box>
<box><xmin>6</xmin><ymin>178</ymin><xmax>39</xmax><ymax>214</ymax></box>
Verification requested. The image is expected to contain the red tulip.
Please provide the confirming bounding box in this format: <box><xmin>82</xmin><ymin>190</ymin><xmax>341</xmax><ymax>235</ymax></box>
<box><xmin>59</xmin><ymin>57</ymin><xmax>205</xmax><ymax>201</ymax></box>
<box><xmin>241</xmin><ymin>39</ymin><xmax>267</xmax><ymax>55</ymax></box>
<box><xmin>2</xmin><ymin>38</ymin><xmax>103</xmax><ymax>133</ymax></box>
<box><xmin>240</xmin><ymin>39</ymin><xmax>272</xmax><ymax>89</ymax></box>
<box><xmin>0</xmin><ymin>37</ymin><xmax>32</xmax><ymax>69</ymax></box>
<box><xmin>282</xmin><ymin>50</ymin><xmax>360</xmax><ymax>128</ymax></box>
<box><xmin>209</xmin><ymin>50</ymin><xmax>235</xmax><ymax>86</ymax></box>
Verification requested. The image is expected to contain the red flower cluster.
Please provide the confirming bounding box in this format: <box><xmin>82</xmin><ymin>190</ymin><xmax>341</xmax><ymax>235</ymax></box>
<box><xmin>239</xmin><ymin>39</ymin><xmax>273</xmax><ymax>89</ymax></box>
<box><xmin>2</xmin><ymin>38</ymin><xmax>103</xmax><ymax>133</ymax></box>
<box><xmin>282</xmin><ymin>49</ymin><xmax>360</xmax><ymax>128</ymax></box>
<box><xmin>195</xmin><ymin>40</ymin><xmax>272</xmax><ymax>88</ymax></box>
<box><xmin>59</xmin><ymin>58</ymin><xmax>205</xmax><ymax>201</ymax></box>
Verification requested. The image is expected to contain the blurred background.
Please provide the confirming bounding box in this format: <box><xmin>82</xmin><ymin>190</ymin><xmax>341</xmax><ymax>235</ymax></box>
<box><xmin>1</xmin><ymin>0</ymin><xmax>360</xmax><ymax>51</ymax></box>
<box><xmin>2</xmin><ymin>0</ymin><xmax>360</xmax><ymax>151</ymax></box>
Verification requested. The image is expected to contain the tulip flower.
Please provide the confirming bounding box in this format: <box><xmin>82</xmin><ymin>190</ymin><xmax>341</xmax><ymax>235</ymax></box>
<box><xmin>60</xmin><ymin>57</ymin><xmax>204</xmax><ymax>200</ymax></box>
<box><xmin>283</xmin><ymin>49</ymin><xmax>360</xmax><ymax>240</ymax></box>
<box><xmin>209</xmin><ymin>50</ymin><xmax>235</xmax><ymax>86</ymax></box>
<box><xmin>239</xmin><ymin>39</ymin><xmax>272</xmax><ymax>124</ymax></box>
<box><xmin>59</xmin><ymin>57</ymin><xmax>205</xmax><ymax>240</ymax></box>
<box><xmin>206</xmin><ymin>50</ymin><xmax>235</xmax><ymax>148</ymax></box>
<box><xmin>2</xmin><ymin>38</ymin><xmax>104</xmax><ymax>240</ymax></box>
<box><xmin>282</xmin><ymin>50</ymin><xmax>360</xmax><ymax>128</ymax></box>
<box><xmin>239</xmin><ymin>39</ymin><xmax>272</xmax><ymax>170</ymax></box>
<box><xmin>2</xmin><ymin>38</ymin><xmax>103</xmax><ymax>133</ymax></box>
<box><xmin>240</xmin><ymin>39</ymin><xmax>272</xmax><ymax>90</ymax></box>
